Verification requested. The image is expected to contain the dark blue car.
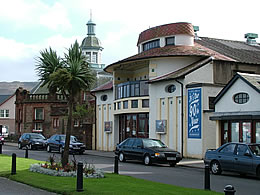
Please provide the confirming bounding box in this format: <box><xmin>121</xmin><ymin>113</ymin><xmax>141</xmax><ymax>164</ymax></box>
<box><xmin>46</xmin><ymin>134</ymin><xmax>85</xmax><ymax>154</ymax></box>
<box><xmin>204</xmin><ymin>142</ymin><xmax>260</xmax><ymax>177</ymax></box>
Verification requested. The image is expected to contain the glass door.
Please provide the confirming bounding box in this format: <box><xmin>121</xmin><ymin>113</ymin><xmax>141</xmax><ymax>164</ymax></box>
<box><xmin>255</xmin><ymin>122</ymin><xmax>260</xmax><ymax>143</ymax></box>
<box><xmin>231</xmin><ymin>122</ymin><xmax>239</xmax><ymax>142</ymax></box>
<box><xmin>242</xmin><ymin>122</ymin><xmax>251</xmax><ymax>143</ymax></box>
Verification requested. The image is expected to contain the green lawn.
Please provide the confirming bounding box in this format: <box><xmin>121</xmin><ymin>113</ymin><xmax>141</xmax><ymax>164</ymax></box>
<box><xmin>0</xmin><ymin>154</ymin><xmax>223</xmax><ymax>195</ymax></box>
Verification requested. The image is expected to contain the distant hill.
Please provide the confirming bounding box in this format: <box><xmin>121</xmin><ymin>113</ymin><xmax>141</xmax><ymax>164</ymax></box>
<box><xmin>0</xmin><ymin>82</ymin><xmax>38</xmax><ymax>95</ymax></box>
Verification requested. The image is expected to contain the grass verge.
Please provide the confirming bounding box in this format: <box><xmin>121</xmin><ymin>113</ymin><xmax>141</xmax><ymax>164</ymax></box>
<box><xmin>0</xmin><ymin>154</ymin><xmax>222</xmax><ymax>195</ymax></box>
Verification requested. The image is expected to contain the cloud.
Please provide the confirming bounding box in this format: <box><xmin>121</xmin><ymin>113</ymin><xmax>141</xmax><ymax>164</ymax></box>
<box><xmin>0</xmin><ymin>0</ymin><xmax>71</xmax><ymax>31</ymax></box>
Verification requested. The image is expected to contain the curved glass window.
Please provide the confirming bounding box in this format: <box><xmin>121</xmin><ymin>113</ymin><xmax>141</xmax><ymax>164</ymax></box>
<box><xmin>233</xmin><ymin>93</ymin><xmax>249</xmax><ymax>104</ymax></box>
<box><xmin>143</xmin><ymin>39</ymin><xmax>160</xmax><ymax>51</ymax></box>
<box><xmin>101</xmin><ymin>95</ymin><xmax>108</xmax><ymax>101</ymax></box>
<box><xmin>166</xmin><ymin>85</ymin><xmax>176</xmax><ymax>93</ymax></box>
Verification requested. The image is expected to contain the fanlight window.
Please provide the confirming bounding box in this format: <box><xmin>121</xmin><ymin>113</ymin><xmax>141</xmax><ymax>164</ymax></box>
<box><xmin>233</xmin><ymin>93</ymin><xmax>249</xmax><ymax>104</ymax></box>
<box><xmin>101</xmin><ymin>95</ymin><xmax>108</xmax><ymax>101</ymax></box>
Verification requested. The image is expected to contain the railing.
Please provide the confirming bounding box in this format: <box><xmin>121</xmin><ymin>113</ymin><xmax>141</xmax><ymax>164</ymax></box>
<box><xmin>115</xmin><ymin>80</ymin><xmax>149</xmax><ymax>100</ymax></box>
<box><xmin>26</xmin><ymin>94</ymin><xmax>67</xmax><ymax>102</ymax></box>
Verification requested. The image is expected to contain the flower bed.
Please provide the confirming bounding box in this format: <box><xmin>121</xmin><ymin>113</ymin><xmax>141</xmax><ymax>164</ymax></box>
<box><xmin>29</xmin><ymin>154</ymin><xmax>104</xmax><ymax>178</ymax></box>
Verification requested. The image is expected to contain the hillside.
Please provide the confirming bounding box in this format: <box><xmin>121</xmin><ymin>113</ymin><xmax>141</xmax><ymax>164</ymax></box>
<box><xmin>0</xmin><ymin>81</ymin><xmax>38</xmax><ymax>95</ymax></box>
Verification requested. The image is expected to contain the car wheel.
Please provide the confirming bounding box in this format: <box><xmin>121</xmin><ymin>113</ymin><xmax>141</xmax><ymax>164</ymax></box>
<box><xmin>18</xmin><ymin>142</ymin><xmax>22</xmax><ymax>149</ymax></box>
<box><xmin>169</xmin><ymin>162</ymin><xmax>176</xmax><ymax>167</ymax></box>
<box><xmin>47</xmin><ymin>145</ymin><xmax>51</xmax><ymax>153</ymax></box>
<box><xmin>210</xmin><ymin>160</ymin><xmax>222</xmax><ymax>175</ymax></box>
<box><xmin>119</xmin><ymin>152</ymin><xmax>126</xmax><ymax>162</ymax></box>
<box><xmin>59</xmin><ymin>146</ymin><xmax>63</xmax><ymax>154</ymax></box>
<box><xmin>144</xmin><ymin>154</ymin><xmax>151</xmax><ymax>166</ymax></box>
<box><xmin>79</xmin><ymin>151</ymin><xmax>84</xmax><ymax>155</ymax></box>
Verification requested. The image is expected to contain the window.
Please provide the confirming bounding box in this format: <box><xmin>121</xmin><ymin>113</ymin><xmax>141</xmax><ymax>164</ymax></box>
<box><xmin>219</xmin><ymin>143</ymin><xmax>236</xmax><ymax>154</ymax></box>
<box><xmin>209</xmin><ymin>97</ymin><xmax>216</xmax><ymax>110</ymax></box>
<box><xmin>86</xmin><ymin>52</ymin><xmax>91</xmax><ymax>62</ymax></box>
<box><xmin>53</xmin><ymin>118</ymin><xmax>59</xmax><ymax>128</ymax></box>
<box><xmin>123</xmin><ymin>101</ymin><xmax>128</xmax><ymax>109</ymax></box>
<box><xmin>233</xmin><ymin>93</ymin><xmax>249</xmax><ymax>104</ymax></box>
<box><xmin>34</xmin><ymin>123</ymin><xmax>43</xmax><ymax>132</ymax></box>
<box><xmin>0</xmin><ymin>109</ymin><xmax>9</xmax><ymax>118</ymax></box>
<box><xmin>74</xmin><ymin>120</ymin><xmax>79</xmax><ymax>127</ymax></box>
<box><xmin>34</xmin><ymin>108</ymin><xmax>44</xmax><ymax>120</ymax></box>
<box><xmin>114</xmin><ymin>103</ymin><xmax>116</xmax><ymax>110</ymax></box>
<box><xmin>92</xmin><ymin>52</ymin><xmax>98</xmax><ymax>63</ymax></box>
<box><xmin>166</xmin><ymin>85</ymin><xmax>176</xmax><ymax>93</ymax></box>
<box><xmin>131</xmin><ymin>100</ymin><xmax>138</xmax><ymax>108</ymax></box>
<box><xmin>166</xmin><ymin>37</ymin><xmax>175</xmax><ymax>45</ymax></box>
<box><xmin>117</xmin><ymin>102</ymin><xmax>121</xmax><ymax>110</ymax></box>
<box><xmin>142</xmin><ymin>99</ymin><xmax>149</xmax><ymax>108</ymax></box>
<box><xmin>236</xmin><ymin>144</ymin><xmax>249</xmax><ymax>156</ymax></box>
<box><xmin>101</xmin><ymin>95</ymin><xmax>108</xmax><ymax>101</ymax></box>
<box><xmin>143</xmin><ymin>39</ymin><xmax>160</xmax><ymax>51</ymax></box>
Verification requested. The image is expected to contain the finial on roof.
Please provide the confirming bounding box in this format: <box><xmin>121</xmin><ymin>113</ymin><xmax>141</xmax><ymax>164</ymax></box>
<box><xmin>90</xmin><ymin>9</ymin><xmax>92</xmax><ymax>21</ymax></box>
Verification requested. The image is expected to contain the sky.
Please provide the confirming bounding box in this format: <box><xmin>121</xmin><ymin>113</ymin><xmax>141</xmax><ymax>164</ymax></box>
<box><xmin>1</xmin><ymin>0</ymin><xmax>260</xmax><ymax>82</ymax></box>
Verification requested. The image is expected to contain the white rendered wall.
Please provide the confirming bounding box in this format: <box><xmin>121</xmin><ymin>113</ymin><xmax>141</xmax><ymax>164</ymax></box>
<box><xmin>216</xmin><ymin>79</ymin><xmax>260</xmax><ymax>112</ymax></box>
<box><xmin>0</xmin><ymin>95</ymin><xmax>15</xmax><ymax>119</ymax></box>
<box><xmin>150</xmin><ymin>57</ymin><xmax>201</xmax><ymax>78</ymax></box>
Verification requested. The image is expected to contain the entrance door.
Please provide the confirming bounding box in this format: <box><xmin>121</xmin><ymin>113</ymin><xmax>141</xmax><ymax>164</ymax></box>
<box><xmin>119</xmin><ymin>113</ymin><xmax>149</xmax><ymax>142</ymax></box>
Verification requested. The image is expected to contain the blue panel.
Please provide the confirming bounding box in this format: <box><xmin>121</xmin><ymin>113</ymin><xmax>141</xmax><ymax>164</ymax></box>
<box><xmin>188</xmin><ymin>88</ymin><xmax>202</xmax><ymax>139</ymax></box>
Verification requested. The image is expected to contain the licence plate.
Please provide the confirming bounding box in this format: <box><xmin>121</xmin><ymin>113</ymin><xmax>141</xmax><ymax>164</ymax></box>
<box><xmin>167</xmin><ymin>157</ymin><xmax>176</xmax><ymax>160</ymax></box>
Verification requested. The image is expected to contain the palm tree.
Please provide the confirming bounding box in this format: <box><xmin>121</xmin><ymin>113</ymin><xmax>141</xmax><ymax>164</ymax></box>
<box><xmin>36</xmin><ymin>41</ymin><xmax>95</xmax><ymax>166</ymax></box>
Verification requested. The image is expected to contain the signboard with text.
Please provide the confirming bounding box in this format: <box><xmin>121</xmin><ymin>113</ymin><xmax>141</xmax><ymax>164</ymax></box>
<box><xmin>188</xmin><ymin>88</ymin><xmax>202</xmax><ymax>139</ymax></box>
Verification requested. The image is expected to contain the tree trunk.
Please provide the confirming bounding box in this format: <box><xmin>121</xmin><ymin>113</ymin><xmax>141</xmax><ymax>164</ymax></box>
<box><xmin>62</xmin><ymin>99</ymin><xmax>73</xmax><ymax>167</ymax></box>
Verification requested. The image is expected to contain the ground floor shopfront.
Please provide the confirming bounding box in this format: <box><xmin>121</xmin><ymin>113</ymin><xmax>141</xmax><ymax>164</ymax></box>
<box><xmin>118</xmin><ymin>113</ymin><xmax>149</xmax><ymax>142</ymax></box>
<box><xmin>221</xmin><ymin>120</ymin><xmax>260</xmax><ymax>145</ymax></box>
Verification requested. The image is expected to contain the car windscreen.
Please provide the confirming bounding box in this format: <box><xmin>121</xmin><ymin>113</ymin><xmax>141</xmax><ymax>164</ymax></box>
<box><xmin>60</xmin><ymin>136</ymin><xmax>78</xmax><ymax>142</ymax></box>
<box><xmin>30</xmin><ymin>134</ymin><xmax>45</xmax><ymax>139</ymax></box>
<box><xmin>143</xmin><ymin>139</ymin><xmax>166</xmax><ymax>148</ymax></box>
<box><xmin>249</xmin><ymin>145</ymin><xmax>260</xmax><ymax>156</ymax></box>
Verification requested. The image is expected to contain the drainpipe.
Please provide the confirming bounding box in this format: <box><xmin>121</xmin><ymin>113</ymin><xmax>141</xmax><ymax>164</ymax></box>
<box><xmin>175</xmin><ymin>79</ymin><xmax>184</xmax><ymax>158</ymax></box>
<box><xmin>90</xmin><ymin>92</ymin><xmax>97</xmax><ymax>150</ymax></box>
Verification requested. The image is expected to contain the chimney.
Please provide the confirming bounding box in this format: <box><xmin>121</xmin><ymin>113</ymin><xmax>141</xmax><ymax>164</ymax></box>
<box><xmin>245</xmin><ymin>33</ymin><xmax>258</xmax><ymax>45</ymax></box>
<box><xmin>193</xmin><ymin>26</ymin><xmax>200</xmax><ymax>40</ymax></box>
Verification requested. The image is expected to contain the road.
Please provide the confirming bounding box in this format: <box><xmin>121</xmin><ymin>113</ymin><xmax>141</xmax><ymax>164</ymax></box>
<box><xmin>2</xmin><ymin>145</ymin><xmax>260</xmax><ymax>195</ymax></box>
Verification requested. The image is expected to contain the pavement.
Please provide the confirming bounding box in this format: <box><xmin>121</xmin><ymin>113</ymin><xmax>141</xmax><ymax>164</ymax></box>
<box><xmin>1</xmin><ymin>142</ymin><xmax>205</xmax><ymax>194</ymax></box>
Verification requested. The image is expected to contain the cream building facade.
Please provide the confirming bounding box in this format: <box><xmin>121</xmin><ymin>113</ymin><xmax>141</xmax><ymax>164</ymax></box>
<box><xmin>93</xmin><ymin>22</ymin><xmax>260</xmax><ymax>158</ymax></box>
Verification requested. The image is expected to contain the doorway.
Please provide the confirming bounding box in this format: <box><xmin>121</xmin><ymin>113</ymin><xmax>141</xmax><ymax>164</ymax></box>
<box><xmin>119</xmin><ymin>113</ymin><xmax>149</xmax><ymax>142</ymax></box>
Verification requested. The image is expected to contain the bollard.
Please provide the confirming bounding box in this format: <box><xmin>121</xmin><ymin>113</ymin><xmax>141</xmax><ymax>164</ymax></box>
<box><xmin>114</xmin><ymin>155</ymin><xmax>119</xmax><ymax>174</ymax></box>
<box><xmin>204</xmin><ymin>164</ymin><xmax>210</xmax><ymax>190</ymax></box>
<box><xmin>224</xmin><ymin>185</ymin><xmax>236</xmax><ymax>195</ymax></box>
<box><xmin>76</xmin><ymin>162</ymin><xmax>84</xmax><ymax>192</ymax></box>
<box><xmin>25</xmin><ymin>147</ymin><xmax>28</xmax><ymax>158</ymax></box>
<box><xmin>0</xmin><ymin>143</ymin><xmax>2</xmax><ymax>154</ymax></box>
<box><xmin>11</xmin><ymin>153</ymin><xmax>16</xmax><ymax>175</ymax></box>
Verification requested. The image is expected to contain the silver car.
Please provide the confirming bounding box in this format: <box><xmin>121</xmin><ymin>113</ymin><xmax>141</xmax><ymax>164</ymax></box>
<box><xmin>204</xmin><ymin>142</ymin><xmax>260</xmax><ymax>177</ymax></box>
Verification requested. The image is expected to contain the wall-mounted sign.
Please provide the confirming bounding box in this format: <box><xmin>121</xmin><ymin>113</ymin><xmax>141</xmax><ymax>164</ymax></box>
<box><xmin>188</xmin><ymin>88</ymin><xmax>201</xmax><ymax>139</ymax></box>
<box><xmin>156</xmin><ymin>120</ymin><xmax>167</xmax><ymax>134</ymax></box>
<box><xmin>104</xmin><ymin>121</ymin><xmax>112</xmax><ymax>133</ymax></box>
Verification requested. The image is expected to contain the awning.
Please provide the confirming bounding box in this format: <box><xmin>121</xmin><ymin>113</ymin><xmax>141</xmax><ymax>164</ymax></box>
<box><xmin>209</xmin><ymin>111</ymin><xmax>260</xmax><ymax>120</ymax></box>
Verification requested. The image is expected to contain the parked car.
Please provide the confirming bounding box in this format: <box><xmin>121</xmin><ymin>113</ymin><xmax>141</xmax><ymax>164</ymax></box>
<box><xmin>204</xmin><ymin>142</ymin><xmax>260</xmax><ymax>178</ymax></box>
<box><xmin>46</xmin><ymin>134</ymin><xmax>86</xmax><ymax>154</ymax></box>
<box><xmin>0</xmin><ymin>134</ymin><xmax>4</xmax><ymax>145</ymax></box>
<box><xmin>115</xmin><ymin>138</ymin><xmax>182</xmax><ymax>166</ymax></box>
<box><xmin>18</xmin><ymin>133</ymin><xmax>47</xmax><ymax>150</ymax></box>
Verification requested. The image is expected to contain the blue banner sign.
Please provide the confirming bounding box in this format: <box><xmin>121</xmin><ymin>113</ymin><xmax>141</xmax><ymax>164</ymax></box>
<box><xmin>188</xmin><ymin>88</ymin><xmax>201</xmax><ymax>139</ymax></box>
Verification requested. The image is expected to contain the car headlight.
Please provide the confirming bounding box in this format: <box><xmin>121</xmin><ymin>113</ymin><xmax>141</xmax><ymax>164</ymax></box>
<box><xmin>69</xmin><ymin>144</ymin><xmax>73</xmax><ymax>148</ymax></box>
<box><xmin>155</xmin><ymin>153</ymin><xmax>165</xmax><ymax>157</ymax></box>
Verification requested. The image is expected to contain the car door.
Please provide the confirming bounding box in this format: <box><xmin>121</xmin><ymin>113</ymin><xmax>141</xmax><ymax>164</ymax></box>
<box><xmin>123</xmin><ymin>138</ymin><xmax>135</xmax><ymax>159</ymax></box>
<box><xmin>24</xmin><ymin>134</ymin><xmax>30</xmax><ymax>146</ymax></box>
<box><xmin>131</xmin><ymin>139</ymin><xmax>144</xmax><ymax>160</ymax></box>
<box><xmin>217</xmin><ymin>143</ymin><xmax>236</xmax><ymax>171</ymax></box>
<box><xmin>234</xmin><ymin>144</ymin><xmax>253</xmax><ymax>174</ymax></box>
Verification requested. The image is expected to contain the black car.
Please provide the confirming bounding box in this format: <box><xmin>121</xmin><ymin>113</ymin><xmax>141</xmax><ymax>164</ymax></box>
<box><xmin>115</xmin><ymin>138</ymin><xmax>182</xmax><ymax>166</ymax></box>
<box><xmin>46</xmin><ymin>134</ymin><xmax>86</xmax><ymax>154</ymax></box>
<box><xmin>18</xmin><ymin>133</ymin><xmax>47</xmax><ymax>150</ymax></box>
<box><xmin>204</xmin><ymin>142</ymin><xmax>260</xmax><ymax>177</ymax></box>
